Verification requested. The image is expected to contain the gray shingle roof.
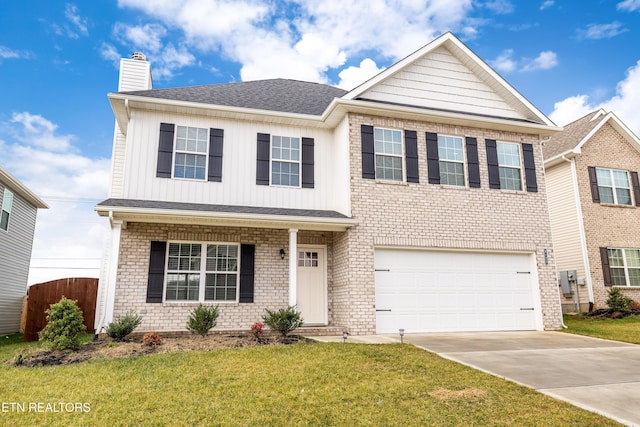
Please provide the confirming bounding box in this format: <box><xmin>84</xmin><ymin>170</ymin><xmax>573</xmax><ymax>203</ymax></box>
<box><xmin>97</xmin><ymin>198</ymin><xmax>351</xmax><ymax>219</ymax></box>
<box><xmin>120</xmin><ymin>79</ymin><xmax>348</xmax><ymax>116</ymax></box>
<box><xmin>543</xmin><ymin>110</ymin><xmax>603</xmax><ymax>160</ymax></box>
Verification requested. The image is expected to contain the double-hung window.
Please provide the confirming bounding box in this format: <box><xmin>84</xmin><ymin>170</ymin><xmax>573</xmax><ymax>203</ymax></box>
<box><xmin>271</xmin><ymin>136</ymin><xmax>300</xmax><ymax>187</ymax></box>
<box><xmin>596</xmin><ymin>168</ymin><xmax>631</xmax><ymax>205</ymax></box>
<box><xmin>496</xmin><ymin>142</ymin><xmax>522</xmax><ymax>191</ymax></box>
<box><xmin>374</xmin><ymin>128</ymin><xmax>403</xmax><ymax>181</ymax></box>
<box><xmin>438</xmin><ymin>135</ymin><xmax>465</xmax><ymax>186</ymax></box>
<box><xmin>0</xmin><ymin>189</ymin><xmax>13</xmax><ymax>231</ymax></box>
<box><xmin>165</xmin><ymin>242</ymin><xmax>239</xmax><ymax>302</ymax></box>
<box><xmin>607</xmin><ymin>248</ymin><xmax>640</xmax><ymax>287</ymax></box>
<box><xmin>174</xmin><ymin>126</ymin><xmax>208</xmax><ymax>180</ymax></box>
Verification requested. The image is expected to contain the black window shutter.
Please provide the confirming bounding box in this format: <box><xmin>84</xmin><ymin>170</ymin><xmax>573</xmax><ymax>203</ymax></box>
<box><xmin>426</xmin><ymin>132</ymin><xmax>440</xmax><ymax>184</ymax></box>
<box><xmin>157</xmin><ymin>123</ymin><xmax>175</xmax><ymax>178</ymax></box>
<box><xmin>522</xmin><ymin>143</ymin><xmax>538</xmax><ymax>192</ymax></box>
<box><xmin>208</xmin><ymin>128</ymin><xmax>224</xmax><ymax>182</ymax></box>
<box><xmin>302</xmin><ymin>137</ymin><xmax>315</xmax><ymax>188</ymax></box>
<box><xmin>486</xmin><ymin>139</ymin><xmax>501</xmax><ymax>189</ymax></box>
<box><xmin>466</xmin><ymin>137</ymin><xmax>481</xmax><ymax>188</ymax></box>
<box><xmin>239</xmin><ymin>244</ymin><xmax>255</xmax><ymax>303</ymax></box>
<box><xmin>256</xmin><ymin>133</ymin><xmax>270</xmax><ymax>185</ymax></box>
<box><xmin>588</xmin><ymin>166</ymin><xmax>600</xmax><ymax>203</ymax></box>
<box><xmin>600</xmin><ymin>247</ymin><xmax>612</xmax><ymax>286</ymax></box>
<box><xmin>405</xmin><ymin>130</ymin><xmax>419</xmax><ymax>183</ymax></box>
<box><xmin>361</xmin><ymin>125</ymin><xmax>375</xmax><ymax>179</ymax></box>
<box><xmin>631</xmin><ymin>171</ymin><xmax>640</xmax><ymax>207</ymax></box>
<box><xmin>147</xmin><ymin>241</ymin><xmax>167</xmax><ymax>303</ymax></box>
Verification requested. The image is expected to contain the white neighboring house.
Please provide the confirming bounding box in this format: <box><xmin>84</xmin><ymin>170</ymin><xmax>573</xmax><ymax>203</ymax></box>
<box><xmin>95</xmin><ymin>33</ymin><xmax>565</xmax><ymax>335</ymax></box>
<box><xmin>0</xmin><ymin>166</ymin><xmax>48</xmax><ymax>335</ymax></box>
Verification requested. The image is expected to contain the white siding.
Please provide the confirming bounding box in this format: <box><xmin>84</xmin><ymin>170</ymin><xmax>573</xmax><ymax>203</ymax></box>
<box><xmin>360</xmin><ymin>46</ymin><xmax>525</xmax><ymax>120</ymax></box>
<box><xmin>331</xmin><ymin>117</ymin><xmax>351</xmax><ymax>215</ymax></box>
<box><xmin>108</xmin><ymin>124</ymin><xmax>127</xmax><ymax>198</ymax></box>
<box><xmin>119</xmin><ymin>110</ymin><xmax>350</xmax><ymax>214</ymax></box>
<box><xmin>546</xmin><ymin>162</ymin><xmax>585</xmax><ymax>277</ymax></box>
<box><xmin>118</xmin><ymin>58</ymin><xmax>152</xmax><ymax>92</ymax></box>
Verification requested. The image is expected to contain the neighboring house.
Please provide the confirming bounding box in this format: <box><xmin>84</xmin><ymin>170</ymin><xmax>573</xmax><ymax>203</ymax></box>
<box><xmin>544</xmin><ymin>109</ymin><xmax>640</xmax><ymax>313</ymax></box>
<box><xmin>0</xmin><ymin>166</ymin><xmax>47</xmax><ymax>335</ymax></box>
<box><xmin>95</xmin><ymin>33</ymin><xmax>564</xmax><ymax>335</ymax></box>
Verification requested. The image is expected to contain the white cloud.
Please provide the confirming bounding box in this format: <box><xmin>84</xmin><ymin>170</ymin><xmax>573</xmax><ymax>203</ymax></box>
<box><xmin>490</xmin><ymin>49</ymin><xmax>517</xmax><ymax>73</ymax></box>
<box><xmin>484</xmin><ymin>0</ymin><xmax>514</xmax><ymax>14</ymax></box>
<box><xmin>521</xmin><ymin>50</ymin><xmax>558</xmax><ymax>71</ymax></box>
<box><xmin>540</xmin><ymin>0</ymin><xmax>554</xmax><ymax>10</ymax></box>
<box><xmin>0</xmin><ymin>113</ymin><xmax>110</xmax><ymax>285</ymax></box>
<box><xmin>617</xmin><ymin>0</ymin><xmax>640</xmax><ymax>12</ymax></box>
<box><xmin>337</xmin><ymin>58</ymin><xmax>385</xmax><ymax>90</ymax></box>
<box><xmin>0</xmin><ymin>45</ymin><xmax>33</xmax><ymax>60</ymax></box>
<box><xmin>113</xmin><ymin>22</ymin><xmax>167</xmax><ymax>53</ymax></box>
<box><xmin>577</xmin><ymin>22</ymin><xmax>628</xmax><ymax>40</ymax></box>
<box><xmin>153</xmin><ymin>44</ymin><xmax>196</xmax><ymax>79</ymax></box>
<box><xmin>490</xmin><ymin>49</ymin><xmax>557</xmax><ymax>73</ymax></box>
<box><xmin>64</xmin><ymin>3</ymin><xmax>89</xmax><ymax>36</ymax></box>
<box><xmin>99</xmin><ymin>42</ymin><xmax>121</xmax><ymax>66</ymax></box>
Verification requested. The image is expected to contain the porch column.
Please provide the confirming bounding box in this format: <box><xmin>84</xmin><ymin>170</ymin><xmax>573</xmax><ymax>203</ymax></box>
<box><xmin>102</xmin><ymin>219</ymin><xmax>123</xmax><ymax>331</ymax></box>
<box><xmin>288</xmin><ymin>228</ymin><xmax>298</xmax><ymax>306</ymax></box>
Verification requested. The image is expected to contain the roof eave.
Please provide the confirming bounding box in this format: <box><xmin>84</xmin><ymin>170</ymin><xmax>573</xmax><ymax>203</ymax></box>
<box><xmin>0</xmin><ymin>167</ymin><xmax>48</xmax><ymax>209</ymax></box>
<box><xmin>543</xmin><ymin>150</ymin><xmax>579</xmax><ymax>168</ymax></box>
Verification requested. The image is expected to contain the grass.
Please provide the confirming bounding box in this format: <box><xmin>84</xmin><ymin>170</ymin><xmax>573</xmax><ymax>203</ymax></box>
<box><xmin>0</xmin><ymin>340</ymin><xmax>618</xmax><ymax>426</ymax></box>
<box><xmin>562</xmin><ymin>314</ymin><xmax>640</xmax><ymax>344</ymax></box>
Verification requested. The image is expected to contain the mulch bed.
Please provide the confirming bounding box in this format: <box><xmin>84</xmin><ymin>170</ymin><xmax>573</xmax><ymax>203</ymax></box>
<box><xmin>9</xmin><ymin>334</ymin><xmax>309</xmax><ymax>368</ymax></box>
<box><xmin>582</xmin><ymin>309</ymin><xmax>640</xmax><ymax>319</ymax></box>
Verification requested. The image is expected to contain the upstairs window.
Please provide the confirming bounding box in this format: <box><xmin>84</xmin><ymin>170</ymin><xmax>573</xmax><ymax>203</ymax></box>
<box><xmin>438</xmin><ymin>135</ymin><xmax>465</xmax><ymax>186</ymax></box>
<box><xmin>596</xmin><ymin>168</ymin><xmax>631</xmax><ymax>205</ymax></box>
<box><xmin>271</xmin><ymin>136</ymin><xmax>300</xmax><ymax>187</ymax></box>
<box><xmin>174</xmin><ymin>126</ymin><xmax>208</xmax><ymax>180</ymax></box>
<box><xmin>496</xmin><ymin>142</ymin><xmax>522</xmax><ymax>191</ymax></box>
<box><xmin>607</xmin><ymin>248</ymin><xmax>640</xmax><ymax>287</ymax></box>
<box><xmin>374</xmin><ymin>128</ymin><xmax>403</xmax><ymax>181</ymax></box>
<box><xmin>0</xmin><ymin>189</ymin><xmax>13</xmax><ymax>231</ymax></box>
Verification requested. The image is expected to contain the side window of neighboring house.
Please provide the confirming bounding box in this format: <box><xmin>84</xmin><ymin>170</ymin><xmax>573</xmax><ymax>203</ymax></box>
<box><xmin>156</xmin><ymin>123</ymin><xmax>224</xmax><ymax>182</ymax></box>
<box><xmin>1</xmin><ymin>188</ymin><xmax>13</xmax><ymax>231</ymax></box>
<box><xmin>588</xmin><ymin>167</ymin><xmax>640</xmax><ymax>206</ymax></box>
<box><xmin>601</xmin><ymin>247</ymin><xmax>640</xmax><ymax>287</ymax></box>
<box><xmin>256</xmin><ymin>133</ymin><xmax>315</xmax><ymax>188</ymax></box>
<box><xmin>486</xmin><ymin>140</ymin><xmax>538</xmax><ymax>192</ymax></box>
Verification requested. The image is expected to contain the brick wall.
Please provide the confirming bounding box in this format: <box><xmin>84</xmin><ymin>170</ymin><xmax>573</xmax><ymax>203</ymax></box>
<box><xmin>335</xmin><ymin>113</ymin><xmax>563</xmax><ymax>334</ymax></box>
<box><xmin>575</xmin><ymin>123</ymin><xmax>640</xmax><ymax>306</ymax></box>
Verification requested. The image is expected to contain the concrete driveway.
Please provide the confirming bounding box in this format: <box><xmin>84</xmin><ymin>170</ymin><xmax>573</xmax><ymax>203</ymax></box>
<box><xmin>404</xmin><ymin>331</ymin><xmax>640</xmax><ymax>426</ymax></box>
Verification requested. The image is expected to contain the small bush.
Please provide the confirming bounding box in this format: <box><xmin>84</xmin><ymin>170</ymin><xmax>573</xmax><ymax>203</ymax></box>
<box><xmin>187</xmin><ymin>304</ymin><xmax>219</xmax><ymax>337</ymax></box>
<box><xmin>38</xmin><ymin>297</ymin><xmax>86</xmax><ymax>350</ymax></box>
<box><xmin>106</xmin><ymin>311</ymin><xmax>142</xmax><ymax>341</ymax></box>
<box><xmin>250</xmin><ymin>322</ymin><xmax>265</xmax><ymax>340</ymax></box>
<box><xmin>629</xmin><ymin>300</ymin><xmax>640</xmax><ymax>311</ymax></box>
<box><xmin>262</xmin><ymin>306</ymin><xmax>304</xmax><ymax>337</ymax></box>
<box><xmin>142</xmin><ymin>332</ymin><xmax>162</xmax><ymax>346</ymax></box>
<box><xmin>606</xmin><ymin>288</ymin><xmax>632</xmax><ymax>312</ymax></box>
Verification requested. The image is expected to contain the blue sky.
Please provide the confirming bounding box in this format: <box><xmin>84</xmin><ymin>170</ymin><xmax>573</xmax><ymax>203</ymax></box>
<box><xmin>1</xmin><ymin>0</ymin><xmax>640</xmax><ymax>283</ymax></box>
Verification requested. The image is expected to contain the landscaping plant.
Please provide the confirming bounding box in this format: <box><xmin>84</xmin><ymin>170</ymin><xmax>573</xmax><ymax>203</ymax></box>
<box><xmin>250</xmin><ymin>322</ymin><xmax>265</xmax><ymax>340</ymax></box>
<box><xmin>105</xmin><ymin>311</ymin><xmax>142</xmax><ymax>341</ymax></box>
<box><xmin>262</xmin><ymin>306</ymin><xmax>303</xmax><ymax>337</ymax></box>
<box><xmin>606</xmin><ymin>287</ymin><xmax>632</xmax><ymax>312</ymax></box>
<box><xmin>38</xmin><ymin>297</ymin><xmax>86</xmax><ymax>350</ymax></box>
<box><xmin>187</xmin><ymin>304</ymin><xmax>219</xmax><ymax>337</ymax></box>
<box><xmin>142</xmin><ymin>332</ymin><xmax>162</xmax><ymax>346</ymax></box>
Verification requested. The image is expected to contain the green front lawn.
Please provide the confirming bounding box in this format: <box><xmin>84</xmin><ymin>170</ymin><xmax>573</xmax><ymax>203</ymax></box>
<box><xmin>0</xmin><ymin>340</ymin><xmax>617</xmax><ymax>426</ymax></box>
<box><xmin>562</xmin><ymin>314</ymin><xmax>640</xmax><ymax>344</ymax></box>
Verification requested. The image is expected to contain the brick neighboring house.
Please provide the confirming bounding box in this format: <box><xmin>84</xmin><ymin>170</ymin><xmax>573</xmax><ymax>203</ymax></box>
<box><xmin>544</xmin><ymin>109</ymin><xmax>640</xmax><ymax>313</ymax></box>
<box><xmin>95</xmin><ymin>33</ymin><xmax>564</xmax><ymax>335</ymax></box>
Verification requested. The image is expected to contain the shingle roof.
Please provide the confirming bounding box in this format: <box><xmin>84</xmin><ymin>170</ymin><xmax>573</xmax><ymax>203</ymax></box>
<box><xmin>97</xmin><ymin>198</ymin><xmax>351</xmax><ymax>219</ymax></box>
<box><xmin>119</xmin><ymin>79</ymin><xmax>348</xmax><ymax>116</ymax></box>
<box><xmin>543</xmin><ymin>110</ymin><xmax>604</xmax><ymax>160</ymax></box>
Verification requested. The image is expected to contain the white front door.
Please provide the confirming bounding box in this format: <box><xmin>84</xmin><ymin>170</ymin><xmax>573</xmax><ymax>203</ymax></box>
<box><xmin>296</xmin><ymin>245</ymin><xmax>327</xmax><ymax>325</ymax></box>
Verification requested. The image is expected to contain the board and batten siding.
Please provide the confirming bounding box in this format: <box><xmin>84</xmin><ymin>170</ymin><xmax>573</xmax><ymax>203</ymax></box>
<box><xmin>119</xmin><ymin>110</ymin><xmax>350</xmax><ymax>215</ymax></box>
<box><xmin>359</xmin><ymin>46</ymin><xmax>525</xmax><ymax>121</ymax></box>
<box><xmin>0</xmin><ymin>182</ymin><xmax>38</xmax><ymax>335</ymax></box>
<box><xmin>545</xmin><ymin>162</ymin><xmax>586</xmax><ymax>278</ymax></box>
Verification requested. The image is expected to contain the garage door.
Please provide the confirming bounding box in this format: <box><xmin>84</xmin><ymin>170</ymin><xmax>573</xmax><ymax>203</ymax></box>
<box><xmin>375</xmin><ymin>249</ymin><xmax>539</xmax><ymax>333</ymax></box>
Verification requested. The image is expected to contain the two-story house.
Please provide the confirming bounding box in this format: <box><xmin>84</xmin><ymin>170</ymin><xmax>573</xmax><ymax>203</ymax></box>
<box><xmin>0</xmin><ymin>166</ymin><xmax>47</xmax><ymax>335</ymax></box>
<box><xmin>95</xmin><ymin>33</ymin><xmax>564</xmax><ymax>335</ymax></box>
<box><xmin>544</xmin><ymin>109</ymin><xmax>640</xmax><ymax>313</ymax></box>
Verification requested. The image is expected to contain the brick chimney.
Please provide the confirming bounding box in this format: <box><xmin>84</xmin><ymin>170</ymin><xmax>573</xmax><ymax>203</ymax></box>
<box><xmin>117</xmin><ymin>52</ymin><xmax>152</xmax><ymax>92</ymax></box>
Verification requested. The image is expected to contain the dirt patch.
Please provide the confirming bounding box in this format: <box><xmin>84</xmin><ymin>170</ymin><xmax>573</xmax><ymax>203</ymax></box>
<box><xmin>9</xmin><ymin>334</ymin><xmax>308</xmax><ymax>368</ymax></box>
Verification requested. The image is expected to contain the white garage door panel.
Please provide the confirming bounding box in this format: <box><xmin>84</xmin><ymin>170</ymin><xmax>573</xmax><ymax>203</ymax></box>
<box><xmin>375</xmin><ymin>249</ymin><xmax>538</xmax><ymax>333</ymax></box>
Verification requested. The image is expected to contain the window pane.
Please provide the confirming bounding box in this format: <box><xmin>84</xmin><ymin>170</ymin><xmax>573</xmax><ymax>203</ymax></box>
<box><xmin>440</xmin><ymin>161</ymin><xmax>465</xmax><ymax>186</ymax></box>
<box><xmin>596</xmin><ymin>168</ymin><xmax>612</xmax><ymax>186</ymax></box>
<box><xmin>0</xmin><ymin>211</ymin><xmax>8</xmax><ymax>231</ymax></box>
<box><xmin>497</xmin><ymin>142</ymin><xmax>520</xmax><ymax>167</ymax></box>
<box><xmin>2</xmin><ymin>189</ymin><xmax>14</xmax><ymax>211</ymax></box>
<box><xmin>611</xmin><ymin>268</ymin><xmax>627</xmax><ymax>286</ymax></box>
<box><xmin>625</xmin><ymin>250</ymin><xmax>640</xmax><ymax>267</ymax></box>
<box><xmin>374</xmin><ymin>128</ymin><xmax>402</xmax><ymax>155</ymax></box>
<box><xmin>499</xmin><ymin>167</ymin><xmax>522</xmax><ymax>191</ymax></box>
<box><xmin>608</xmin><ymin>249</ymin><xmax>624</xmax><ymax>267</ymax></box>
<box><xmin>616</xmin><ymin>188</ymin><xmax>632</xmax><ymax>205</ymax></box>
<box><xmin>599</xmin><ymin>187</ymin><xmax>614</xmax><ymax>204</ymax></box>
<box><xmin>628</xmin><ymin>269</ymin><xmax>640</xmax><ymax>286</ymax></box>
<box><xmin>438</xmin><ymin>136</ymin><xmax>464</xmax><ymax>162</ymax></box>
<box><xmin>613</xmin><ymin>170</ymin><xmax>629</xmax><ymax>188</ymax></box>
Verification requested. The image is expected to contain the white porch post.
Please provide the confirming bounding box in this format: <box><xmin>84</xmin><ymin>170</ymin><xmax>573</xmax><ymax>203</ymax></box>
<box><xmin>103</xmin><ymin>219</ymin><xmax>123</xmax><ymax>329</ymax></box>
<box><xmin>288</xmin><ymin>228</ymin><xmax>298</xmax><ymax>307</ymax></box>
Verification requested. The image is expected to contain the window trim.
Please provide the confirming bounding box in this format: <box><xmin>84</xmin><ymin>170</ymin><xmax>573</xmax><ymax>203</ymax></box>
<box><xmin>163</xmin><ymin>241</ymin><xmax>240</xmax><ymax>303</ymax></box>
<box><xmin>608</xmin><ymin>248</ymin><xmax>640</xmax><ymax>287</ymax></box>
<box><xmin>1</xmin><ymin>188</ymin><xmax>13</xmax><ymax>232</ymax></box>
<box><xmin>171</xmin><ymin>125</ymin><xmax>209</xmax><ymax>181</ymax></box>
<box><xmin>496</xmin><ymin>141</ymin><xmax>523</xmax><ymax>191</ymax></box>
<box><xmin>270</xmin><ymin>135</ymin><xmax>301</xmax><ymax>188</ymax></box>
<box><xmin>596</xmin><ymin>167</ymin><xmax>632</xmax><ymax>206</ymax></box>
<box><xmin>437</xmin><ymin>134</ymin><xmax>466</xmax><ymax>187</ymax></box>
<box><xmin>374</xmin><ymin>127</ymin><xmax>405</xmax><ymax>182</ymax></box>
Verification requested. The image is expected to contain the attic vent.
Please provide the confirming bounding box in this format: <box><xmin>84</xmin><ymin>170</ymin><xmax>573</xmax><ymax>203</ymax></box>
<box><xmin>131</xmin><ymin>52</ymin><xmax>146</xmax><ymax>61</ymax></box>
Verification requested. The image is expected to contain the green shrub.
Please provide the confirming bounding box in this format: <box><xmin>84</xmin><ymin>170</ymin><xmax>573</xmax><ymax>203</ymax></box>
<box><xmin>38</xmin><ymin>297</ymin><xmax>86</xmax><ymax>350</ymax></box>
<box><xmin>186</xmin><ymin>304</ymin><xmax>219</xmax><ymax>337</ymax></box>
<box><xmin>607</xmin><ymin>288</ymin><xmax>632</xmax><ymax>312</ymax></box>
<box><xmin>262</xmin><ymin>306</ymin><xmax>304</xmax><ymax>337</ymax></box>
<box><xmin>106</xmin><ymin>311</ymin><xmax>142</xmax><ymax>341</ymax></box>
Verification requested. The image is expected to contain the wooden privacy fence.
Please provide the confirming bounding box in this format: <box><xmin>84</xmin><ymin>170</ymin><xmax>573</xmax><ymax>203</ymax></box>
<box><xmin>24</xmin><ymin>277</ymin><xmax>98</xmax><ymax>342</ymax></box>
